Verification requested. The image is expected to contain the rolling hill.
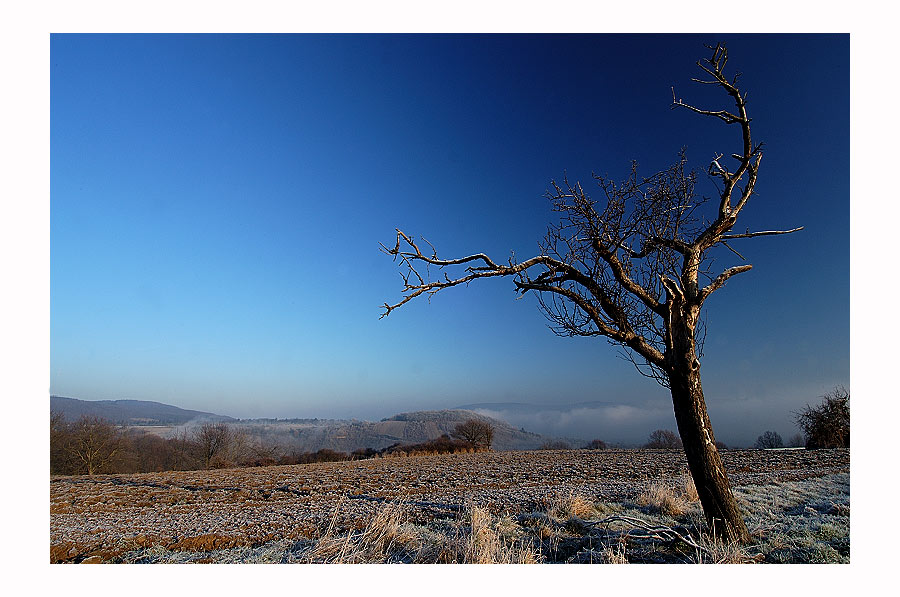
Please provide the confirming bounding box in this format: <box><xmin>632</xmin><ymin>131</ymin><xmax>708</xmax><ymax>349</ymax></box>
<box><xmin>50</xmin><ymin>396</ymin><xmax>235</xmax><ymax>425</ymax></box>
<box><xmin>49</xmin><ymin>397</ymin><xmax>557</xmax><ymax>452</ymax></box>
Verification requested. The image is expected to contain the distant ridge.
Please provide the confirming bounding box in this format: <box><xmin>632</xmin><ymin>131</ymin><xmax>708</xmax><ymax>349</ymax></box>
<box><xmin>48</xmin><ymin>400</ymin><xmax>560</xmax><ymax>451</ymax></box>
<box><xmin>50</xmin><ymin>396</ymin><xmax>234</xmax><ymax>425</ymax></box>
<box><xmin>455</xmin><ymin>401</ymin><xmax>616</xmax><ymax>413</ymax></box>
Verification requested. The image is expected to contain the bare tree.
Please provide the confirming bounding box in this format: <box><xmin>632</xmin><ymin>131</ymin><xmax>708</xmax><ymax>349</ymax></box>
<box><xmin>451</xmin><ymin>419</ymin><xmax>495</xmax><ymax>449</ymax></box>
<box><xmin>381</xmin><ymin>44</ymin><xmax>802</xmax><ymax>543</ymax></box>
<box><xmin>645</xmin><ymin>429</ymin><xmax>683</xmax><ymax>449</ymax></box>
<box><xmin>67</xmin><ymin>415</ymin><xmax>123</xmax><ymax>475</ymax></box>
<box><xmin>754</xmin><ymin>430</ymin><xmax>783</xmax><ymax>449</ymax></box>
<box><xmin>195</xmin><ymin>422</ymin><xmax>232</xmax><ymax>469</ymax></box>
<box><xmin>794</xmin><ymin>386</ymin><xmax>850</xmax><ymax>449</ymax></box>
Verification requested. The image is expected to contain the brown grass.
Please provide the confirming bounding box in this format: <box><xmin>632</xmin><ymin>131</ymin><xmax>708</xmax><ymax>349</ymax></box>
<box><xmin>302</xmin><ymin>501</ymin><xmax>540</xmax><ymax>564</ymax></box>
<box><xmin>461</xmin><ymin>505</ymin><xmax>539</xmax><ymax>564</ymax></box>
<box><xmin>304</xmin><ymin>501</ymin><xmax>422</xmax><ymax>563</ymax></box>
<box><xmin>636</xmin><ymin>482</ymin><xmax>689</xmax><ymax>516</ymax></box>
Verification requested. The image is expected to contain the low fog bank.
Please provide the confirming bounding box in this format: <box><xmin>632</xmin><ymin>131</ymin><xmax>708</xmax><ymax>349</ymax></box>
<box><xmin>458</xmin><ymin>402</ymin><xmax>675</xmax><ymax>447</ymax></box>
<box><xmin>458</xmin><ymin>396</ymin><xmax>819</xmax><ymax>448</ymax></box>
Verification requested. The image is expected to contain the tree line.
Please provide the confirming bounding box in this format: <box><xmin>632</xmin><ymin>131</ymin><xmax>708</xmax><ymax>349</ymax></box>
<box><xmin>49</xmin><ymin>416</ymin><xmax>497</xmax><ymax>476</ymax></box>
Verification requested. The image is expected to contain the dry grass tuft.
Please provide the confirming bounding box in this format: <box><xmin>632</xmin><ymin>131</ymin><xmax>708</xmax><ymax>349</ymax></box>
<box><xmin>600</xmin><ymin>537</ymin><xmax>630</xmax><ymax>564</ymax></box>
<box><xmin>690</xmin><ymin>534</ymin><xmax>760</xmax><ymax>564</ymax></box>
<box><xmin>461</xmin><ymin>505</ymin><xmax>539</xmax><ymax>564</ymax></box>
<box><xmin>305</xmin><ymin>502</ymin><xmax>421</xmax><ymax>563</ymax></box>
<box><xmin>303</xmin><ymin>501</ymin><xmax>539</xmax><ymax>564</ymax></box>
<box><xmin>543</xmin><ymin>491</ymin><xmax>599</xmax><ymax>521</ymax></box>
<box><xmin>637</xmin><ymin>482</ymin><xmax>688</xmax><ymax>516</ymax></box>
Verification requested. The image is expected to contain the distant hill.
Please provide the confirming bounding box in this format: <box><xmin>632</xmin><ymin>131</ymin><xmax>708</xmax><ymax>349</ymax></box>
<box><xmin>229</xmin><ymin>409</ymin><xmax>550</xmax><ymax>453</ymax></box>
<box><xmin>375</xmin><ymin>409</ymin><xmax>547</xmax><ymax>451</ymax></box>
<box><xmin>48</xmin><ymin>398</ymin><xmax>559</xmax><ymax>452</ymax></box>
<box><xmin>50</xmin><ymin>396</ymin><xmax>235</xmax><ymax>425</ymax></box>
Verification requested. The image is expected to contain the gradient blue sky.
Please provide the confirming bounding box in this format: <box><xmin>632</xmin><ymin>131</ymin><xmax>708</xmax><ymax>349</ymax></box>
<box><xmin>50</xmin><ymin>34</ymin><xmax>849</xmax><ymax>446</ymax></box>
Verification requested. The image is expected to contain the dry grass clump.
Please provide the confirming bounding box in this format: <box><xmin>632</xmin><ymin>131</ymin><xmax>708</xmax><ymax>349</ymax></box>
<box><xmin>462</xmin><ymin>505</ymin><xmax>539</xmax><ymax>564</ymax></box>
<box><xmin>687</xmin><ymin>527</ymin><xmax>760</xmax><ymax>564</ymax></box>
<box><xmin>600</xmin><ymin>536</ymin><xmax>629</xmax><ymax>564</ymax></box>
<box><xmin>636</xmin><ymin>482</ymin><xmax>690</xmax><ymax>516</ymax></box>
<box><xmin>302</xmin><ymin>501</ymin><xmax>539</xmax><ymax>564</ymax></box>
<box><xmin>304</xmin><ymin>502</ymin><xmax>422</xmax><ymax>563</ymax></box>
<box><xmin>543</xmin><ymin>491</ymin><xmax>600</xmax><ymax>521</ymax></box>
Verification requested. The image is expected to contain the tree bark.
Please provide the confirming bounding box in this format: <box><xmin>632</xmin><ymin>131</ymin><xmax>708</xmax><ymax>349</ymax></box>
<box><xmin>667</xmin><ymin>303</ymin><xmax>751</xmax><ymax>544</ymax></box>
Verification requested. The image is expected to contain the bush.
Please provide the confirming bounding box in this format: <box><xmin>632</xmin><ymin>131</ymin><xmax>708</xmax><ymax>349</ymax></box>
<box><xmin>794</xmin><ymin>387</ymin><xmax>850</xmax><ymax>449</ymax></box>
<box><xmin>584</xmin><ymin>439</ymin><xmax>607</xmax><ymax>450</ymax></box>
<box><xmin>451</xmin><ymin>419</ymin><xmax>495</xmax><ymax>449</ymax></box>
<box><xmin>754</xmin><ymin>431</ymin><xmax>784</xmax><ymax>449</ymax></box>
<box><xmin>644</xmin><ymin>429</ymin><xmax>682</xmax><ymax>449</ymax></box>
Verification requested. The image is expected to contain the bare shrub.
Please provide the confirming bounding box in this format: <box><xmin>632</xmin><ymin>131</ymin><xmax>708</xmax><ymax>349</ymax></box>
<box><xmin>451</xmin><ymin>419</ymin><xmax>495</xmax><ymax>449</ymax></box>
<box><xmin>794</xmin><ymin>386</ymin><xmax>849</xmax><ymax>449</ymax></box>
<box><xmin>644</xmin><ymin>429</ymin><xmax>683</xmax><ymax>449</ymax></box>
<box><xmin>754</xmin><ymin>431</ymin><xmax>784</xmax><ymax>450</ymax></box>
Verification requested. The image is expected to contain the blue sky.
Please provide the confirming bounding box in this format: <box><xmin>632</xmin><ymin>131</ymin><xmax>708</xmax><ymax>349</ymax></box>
<box><xmin>49</xmin><ymin>34</ymin><xmax>849</xmax><ymax>446</ymax></box>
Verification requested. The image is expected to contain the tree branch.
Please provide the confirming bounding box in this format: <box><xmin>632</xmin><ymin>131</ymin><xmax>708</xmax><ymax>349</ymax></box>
<box><xmin>720</xmin><ymin>227</ymin><xmax>804</xmax><ymax>240</ymax></box>
<box><xmin>698</xmin><ymin>265</ymin><xmax>753</xmax><ymax>303</ymax></box>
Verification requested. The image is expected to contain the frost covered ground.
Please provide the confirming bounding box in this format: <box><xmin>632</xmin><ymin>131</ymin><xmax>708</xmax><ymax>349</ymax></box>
<box><xmin>50</xmin><ymin>448</ymin><xmax>849</xmax><ymax>564</ymax></box>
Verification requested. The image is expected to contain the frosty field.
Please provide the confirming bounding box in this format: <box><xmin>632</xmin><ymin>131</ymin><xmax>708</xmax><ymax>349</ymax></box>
<box><xmin>50</xmin><ymin>448</ymin><xmax>849</xmax><ymax>564</ymax></box>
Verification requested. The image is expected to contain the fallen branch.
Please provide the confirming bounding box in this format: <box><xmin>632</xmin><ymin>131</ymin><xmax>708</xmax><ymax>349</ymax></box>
<box><xmin>589</xmin><ymin>514</ymin><xmax>709</xmax><ymax>556</ymax></box>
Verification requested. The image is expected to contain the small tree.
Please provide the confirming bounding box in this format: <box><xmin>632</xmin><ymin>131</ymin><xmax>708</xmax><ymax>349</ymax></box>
<box><xmin>67</xmin><ymin>415</ymin><xmax>123</xmax><ymax>475</ymax></box>
<box><xmin>585</xmin><ymin>439</ymin><xmax>608</xmax><ymax>450</ymax></box>
<box><xmin>794</xmin><ymin>386</ymin><xmax>850</xmax><ymax>449</ymax></box>
<box><xmin>754</xmin><ymin>430</ymin><xmax>783</xmax><ymax>449</ymax></box>
<box><xmin>195</xmin><ymin>422</ymin><xmax>232</xmax><ymax>469</ymax></box>
<box><xmin>451</xmin><ymin>419</ymin><xmax>495</xmax><ymax>449</ymax></box>
<box><xmin>644</xmin><ymin>429</ymin><xmax>683</xmax><ymax>449</ymax></box>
